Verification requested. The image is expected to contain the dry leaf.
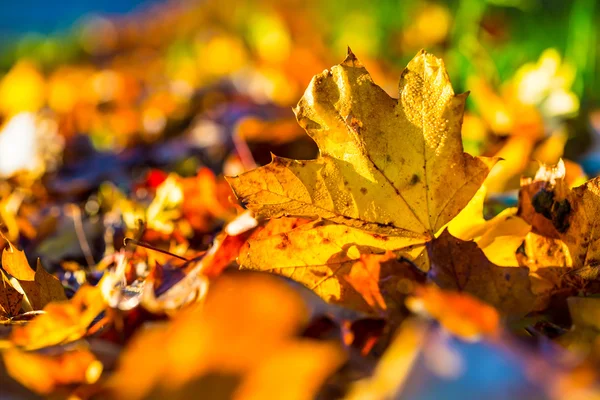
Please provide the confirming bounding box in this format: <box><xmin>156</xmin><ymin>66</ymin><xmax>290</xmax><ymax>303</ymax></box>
<box><xmin>1</xmin><ymin>238</ymin><xmax>66</xmax><ymax>310</ymax></box>
<box><xmin>239</xmin><ymin>219</ymin><xmax>425</xmax><ymax>314</ymax></box>
<box><xmin>518</xmin><ymin>162</ymin><xmax>600</xmax><ymax>278</ymax></box>
<box><xmin>107</xmin><ymin>272</ymin><xmax>345</xmax><ymax>400</ymax></box>
<box><xmin>3</xmin><ymin>346</ymin><xmax>103</xmax><ymax>395</ymax></box>
<box><xmin>448</xmin><ymin>185</ymin><xmax>531</xmax><ymax>266</ymax></box>
<box><xmin>228</xmin><ymin>50</ymin><xmax>495</xmax><ymax>311</ymax></box>
<box><xmin>9</xmin><ymin>285</ymin><xmax>106</xmax><ymax>350</ymax></box>
<box><xmin>0</xmin><ymin>269</ymin><xmax>22</xmax><ymax>319</ymax></box>
<box><xmin>406</xmin><ymin>285</ymin><xmax>500</xmax><ymax>341</ymax></box>
<box><xmin>1</xmin><ymin>241</ymin><xmax>35</xmax><ymax>281</ymax></box>
<box><xmin>428</xmin><ymin>230</ymin><xmax>537</xmax><ymax>317</ymax></box>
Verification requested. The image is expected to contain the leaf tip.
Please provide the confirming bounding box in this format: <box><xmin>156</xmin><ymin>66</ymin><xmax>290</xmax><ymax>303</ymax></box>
<box><xmin>342</xmin><ymin>47</ymin><xmax>362</xmax><ymax>68</ymax></box>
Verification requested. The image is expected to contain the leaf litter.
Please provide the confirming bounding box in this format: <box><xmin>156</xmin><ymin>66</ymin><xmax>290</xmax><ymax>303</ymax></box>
<box><xmin>1</xmin><ymin>41</ymin><xmax>600</xmax><ymax>400</ymax></box>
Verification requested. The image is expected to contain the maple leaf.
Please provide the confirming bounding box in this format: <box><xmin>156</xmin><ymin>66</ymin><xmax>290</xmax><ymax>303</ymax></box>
<box><xmin>228</xmin><ymin>50</ymin><xmax>495</xmax><ymax>311</ymax></box>
<box><xmin>428</xmin><ymin>230</ymin><xmax>537</xmax><ymax>317</ymax></box>
<box><xmin>448</xmin><ymin>185</ymin><xmax>531</xmax><ymax>266</ymax></box>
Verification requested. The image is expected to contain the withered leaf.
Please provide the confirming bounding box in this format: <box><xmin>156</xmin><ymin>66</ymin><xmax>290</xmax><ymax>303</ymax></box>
<box><xmin>406</xmin><ymin>285</ymin><xmax>500</xmax><ymax>340</ymax></box>
<box><xmin>449</xmin><ymin>185</ymin><xmax>530</xmax><ymax>266</ymax></box>
<box><xmin>1</xmin><ymin>239</ymin><xmax>66</xmax><ymax>310</ymax></box>
<box><xmin>519</xmin><ymin>164</ymin><xmax>600</xmax><ymax>279</ymax></box>
<box><xmin>2</xmin><ymin>243</ymin><xmax>35</xmax><ymax>281</ymax></box>
<box><xmin>21</xmin><ymin>260</ymin><xmax>67</xmax><ymax>310</ymax></box>
<box><xmin>428</xmin><ymin>230</ymin><xmax>536</xmax><ymax>317</ymax></box>
<box><xmin>107</xmin><ymin>273</ymin><xmax>345</xmax><ymax>400</ymax></box>
<box><xmin>10</xmin><ymin>285</ymin><xmax>105</xmax><ymax>350</ymax></box>
<box><xmin>0</xmin><ymin>270</ymin><xmax>22</xmax><ymax>319</ymax></box>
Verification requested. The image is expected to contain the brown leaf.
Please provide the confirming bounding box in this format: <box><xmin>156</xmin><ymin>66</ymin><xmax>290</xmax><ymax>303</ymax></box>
<box><xmin>428</xmin><ymin>230</ymin><xmax>537</xmax><ymax>317</ymax></box>
<box><xmin>0</xmin><ymin>270</ymin><xmax>22</xmax><ymax>319</ymax></box>
<box><xmin>27</xmin><ymin>259</ymin><xmax>67</xmax><ymax>310</ymax></box>
<box><xmin>1</xmin><ymin>238</ymin><xmax>66</xmax><ymax>311</ymax></box>
<box><xmin>518</xmin><ymin>162</ymin><xmax>600</xmax><ymax>278</ymax></box>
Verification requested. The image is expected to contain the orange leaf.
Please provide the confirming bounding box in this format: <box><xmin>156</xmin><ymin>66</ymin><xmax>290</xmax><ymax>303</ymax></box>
<box><xmin>10</xmin><ymin>285</ymin><xmax>106</xmax><ymax>350</ymax></box>
<box><xmin>406</xmin><ymin>285</ymin><xmax>500</xmax><ymax>340</ymax></box>
<box><xmin>1</xmin><ymin>240</ymin><xmax>35</xmax><ymax>281</ymax></box>
<box><xmin>3</xmin><ymin>346</ymin><xmax>102</xmax><ymax>395</ymax></box>
<box><xmin>108</xmin><ymin>273</ymin><xmax>345</xmax><ymax>400</ymax></box>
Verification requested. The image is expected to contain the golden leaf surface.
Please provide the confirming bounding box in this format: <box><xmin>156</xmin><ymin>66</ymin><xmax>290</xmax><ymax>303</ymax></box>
<box><xmin>228</xmin><ymin>50</ymin><xmax>495</xmax><ymax>238</ymax></box>
<box><xmin>239</xmin><ymin>218</ymin><xmax>425</xmax><ymax>314</ymax></box>
<box><xmin>448</xmin><ymin>185</ymin><xmax>531</xmax><ymax>266</ymax></box>
<box><xmin>2</xmin><ymin>243</ymin><xmax>35</xmax><ymax>281</ymax></box>
<box><xmin>228</xmin><ymin>50</ymin><xmax>495</xmax><ymax>312</ymax></box>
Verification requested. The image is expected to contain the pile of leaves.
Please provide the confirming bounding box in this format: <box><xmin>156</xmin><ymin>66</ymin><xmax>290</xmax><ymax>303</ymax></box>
<box><xmin>1</xmin><ymin>43</ymin><xmax>600</xmax><ymax>398</ymax></box>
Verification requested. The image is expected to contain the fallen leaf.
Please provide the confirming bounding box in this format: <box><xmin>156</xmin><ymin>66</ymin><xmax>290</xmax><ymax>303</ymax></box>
<box><xmin>2</xmin><ymin>345</ymin><xmax>103</xmax><ymax>395</ymax></box>
<box><xmin>516</xmin><ymin>232</ymin><xmax>578</xmax><ymax>301</ymax></box>
<box><xmin>107</xmin><ymin>272</ymin><xmax>345</xmax><ymax>400</ymax></box>
<box><xmin>448</xmin><ymin>185</ymin><xmax>531</xmax><ymax>266</ymax></box>
<box><xmin>21</xmin><ymin>259</ymin><xmax>67</xmax><ymax>310</ymax></box>
<box><xmin>518</xmin><ymin>161</ymin><xmax>600</xmax><ymax>278</ymax></box>
<box><xmin>406</xmin><ymin>285</ymin><xmax>500</xmax><ymax>341</ymax></box>
<box><xmin>229</xmin><ymin>50</ymin><xmax>495</xmax><ymax>237</ymax></box>
<box><xmin>1</xmin><ymin>240</ymin><xmax>35</xmax><ymax>280</ymax></box>
<box><xmin>9</xmin><ymin>285</ymin><xmax>106</xmax><ymax>350</ymax></box>
<box><xmin>428</xmin><ymin>230</ymin><xmax>537</xmax><ymax>317</ymax></box>
<box><xmin>228</xmin><ymin>50</ymin><xmax>495</xmax><ymax>311</ymax></box>
<box><xmin>239</xmin><ymin>219</ymin><xmax>425</xmax><ymax>314</ymax></box>
<box><xmin>0</xmin><ymin>270</ymin><xmax>22</xmax><ymax>319</ymax></box>
<box><xmin>1</xmin><ymin>238</ymin><xmax>66</xmax><ymax>310</ymax></box>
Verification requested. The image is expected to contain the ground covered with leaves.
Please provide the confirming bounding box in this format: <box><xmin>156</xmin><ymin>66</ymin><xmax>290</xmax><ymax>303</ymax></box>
<box><xmin>1</xmin><ymin>1</ymin><xmax>600</xmax><ymax>399</ymax></box>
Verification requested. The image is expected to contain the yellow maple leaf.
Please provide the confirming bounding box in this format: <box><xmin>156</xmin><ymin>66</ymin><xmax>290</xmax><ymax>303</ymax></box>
<box><xmin>228</xmin><ymin>50</ymin><xmax>496</xmax><ymax>311</ymax></box>
<box><xmin>448</xmin><ymin>185</ymin><xmax>531</xmax><ymax>266</ymax></box>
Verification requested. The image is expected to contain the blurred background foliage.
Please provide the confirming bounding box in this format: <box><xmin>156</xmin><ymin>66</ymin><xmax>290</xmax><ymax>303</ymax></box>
<box><xmin>0</xmin><ymin>0</ymin><xmax>598</xmax><ymax>196</ymax></box>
